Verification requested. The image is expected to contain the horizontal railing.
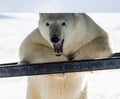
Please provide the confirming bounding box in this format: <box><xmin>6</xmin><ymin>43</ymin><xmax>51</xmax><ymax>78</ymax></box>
<box><xmin>0</xmin><ymin>56</ymin><xmax>120</xmax><ymax>78</ymax></box>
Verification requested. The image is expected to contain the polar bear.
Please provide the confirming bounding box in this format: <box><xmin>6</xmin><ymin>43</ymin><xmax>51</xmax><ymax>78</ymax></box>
<box><xmin>19</xmin><ymin>13</ymin><xmax>112</xmax><ymax>99</ymax></box>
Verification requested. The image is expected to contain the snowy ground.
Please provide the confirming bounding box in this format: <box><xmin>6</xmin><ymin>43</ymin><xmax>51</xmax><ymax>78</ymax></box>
<box><xmin>0</xmin><ymin>13</ymin><xmax>120</xmax><ymax>99</ymax></box>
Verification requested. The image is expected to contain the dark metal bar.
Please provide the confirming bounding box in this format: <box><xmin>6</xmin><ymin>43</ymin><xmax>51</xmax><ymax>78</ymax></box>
<box><xmin>0</xmin><ymin>57</ymin><xmax>120</xmax><ymax>78</ymax></box>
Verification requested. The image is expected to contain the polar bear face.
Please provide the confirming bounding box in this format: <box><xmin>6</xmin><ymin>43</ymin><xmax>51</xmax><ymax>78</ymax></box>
<box><xmin>38</xmin><ymin>13</ymin><xmax>78</xmax><ymax>56</ymax></box>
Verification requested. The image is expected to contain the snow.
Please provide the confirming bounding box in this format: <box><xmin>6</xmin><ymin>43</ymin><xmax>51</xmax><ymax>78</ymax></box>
<box><xmin>0</xmin><ymin>13</ymin><xmax>38</xmax><ymax>99</ymax></box>
<box><xmin>0</xmin><ymin>77</ymin><xmax>27</xmax><ymax>99</ymax></box>
<box><xmin>0</xmin><ymin>13</ymin><xmax>120</xmax><ymax>99</ymax></box>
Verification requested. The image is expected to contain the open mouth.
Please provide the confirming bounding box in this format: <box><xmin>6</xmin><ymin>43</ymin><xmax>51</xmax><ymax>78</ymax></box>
<box><xmin>53</xmin><ymin>39</ymin><xmax>64</xmax><ymax>56</ymax></box>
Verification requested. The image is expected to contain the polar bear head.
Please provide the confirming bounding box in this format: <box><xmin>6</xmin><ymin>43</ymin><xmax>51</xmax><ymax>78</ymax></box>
<box><xmin>38</xmin><ymin>13</ymin><xmax>82</xmax><ymax>56</ymax></box>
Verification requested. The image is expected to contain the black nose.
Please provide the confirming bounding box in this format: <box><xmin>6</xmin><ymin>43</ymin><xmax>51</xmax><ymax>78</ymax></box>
<box><xmin>51</xmin><ymin>36</ymin><xmax>60</xmax><ymax>43</ymax></box>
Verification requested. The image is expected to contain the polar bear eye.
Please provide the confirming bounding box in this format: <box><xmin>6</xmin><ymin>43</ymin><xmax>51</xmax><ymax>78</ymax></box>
<box><xmin>46</xmin><ymin>23</ymin><xmax>50</xmax><ymax>26</ymax></box>
<box><xmin>61</xmin><ymin>22</ymin><xmax>66</xmax><ymax>26</ymax></box>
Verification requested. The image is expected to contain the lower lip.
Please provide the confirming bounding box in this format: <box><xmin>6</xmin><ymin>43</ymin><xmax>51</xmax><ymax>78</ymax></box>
<box><xmin>53</xmin><ymin>39</ymin><xmax>64</xmax><ymax>56</ymax></box>
<box><xmin>54</xmin><ymin>53</ymin><xmax>62</xmax><ymax>56</ymax></box>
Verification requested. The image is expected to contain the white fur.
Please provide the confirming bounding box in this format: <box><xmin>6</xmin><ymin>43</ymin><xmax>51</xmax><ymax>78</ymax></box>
<box><xmin>19</xmin><ymin>13</ymin><xmax>112</xmax><ymax>99</ymax></box>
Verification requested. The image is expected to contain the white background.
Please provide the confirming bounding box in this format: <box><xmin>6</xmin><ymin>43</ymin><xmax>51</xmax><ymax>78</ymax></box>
<box><xmin>0</xmin><ymin>0</ymin><xmax>120</xmax><ymax>12</ymax></box>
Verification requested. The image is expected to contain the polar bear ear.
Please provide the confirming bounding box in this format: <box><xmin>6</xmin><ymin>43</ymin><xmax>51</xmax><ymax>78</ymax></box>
<box><xmin>72</xmin><ymin>13</ymin><xmax>80</xmax><ymax>19</ymax></box>
<box><xmin>39</xmin><ymin>13</ymin><xmax>44</xmax><ymax>17</ymax></box>
<box><xmin>39</xmin><ymin>13</ymin><xmax>44</xmax><ymax>19</ymax></box>
<box><xmin>73</xmin><ymin>13</ymin><xmax>79</xmax><ymax>17</ymax></box>
<box><xmin>72</xmin><ymin>13</ymin><xmax>85</xmax><ymax>18</ymax></box>
<box><xmin>39</xmin><ymin>13</ymin><xmax>42</xmax><ymax>17</ymax></box>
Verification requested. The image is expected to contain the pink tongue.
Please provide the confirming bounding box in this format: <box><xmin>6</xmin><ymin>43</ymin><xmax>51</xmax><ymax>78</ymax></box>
<box><xmin>53</xmin><ymin>44</ymin><xmax>63</xmax><ymax>56</ymax></box>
